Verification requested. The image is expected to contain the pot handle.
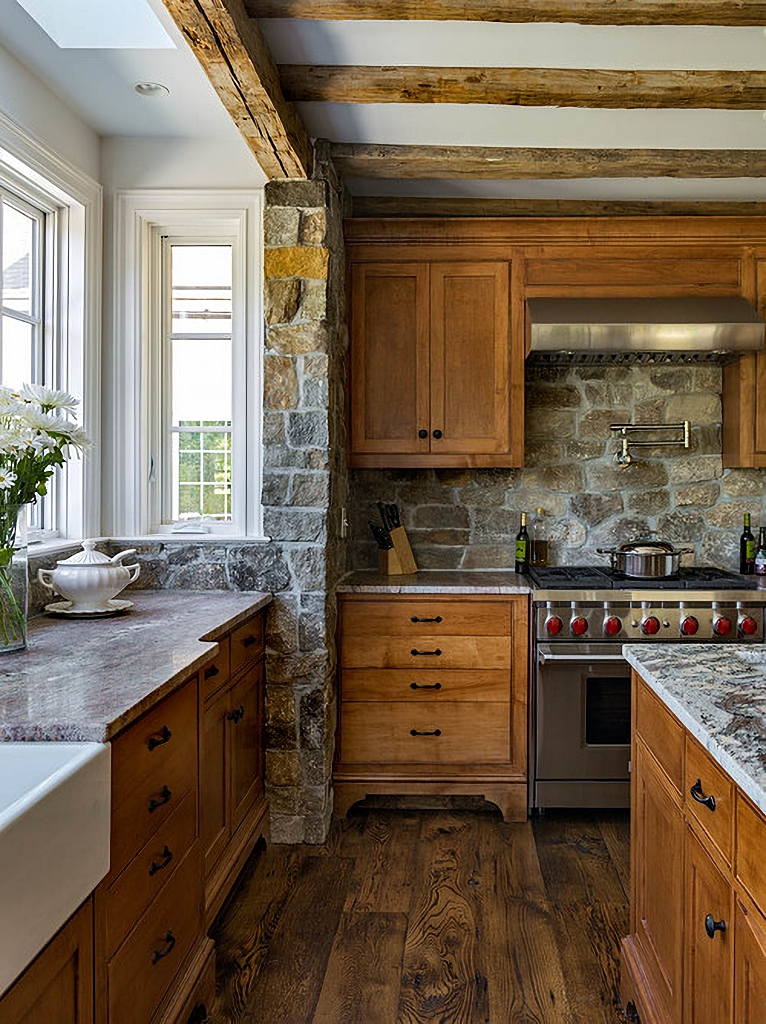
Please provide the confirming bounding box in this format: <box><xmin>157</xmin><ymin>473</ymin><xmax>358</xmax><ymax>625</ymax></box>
<box><xmin>596</xmin><ymin>548</ymin><xmax>616</xmax><ymax>555</ymax></box>
<box><xmin>38</xmin><ymin>568</ymin><xmax>56</xmax><ymax>590</ymax></box>
<box><xmin>674</xmin><ymin>548</ymin><xmax>695</xmax><ymax>556</ymax></box>
<box><xmin>125</xmin><ymin>563</ymin><xmax>141</xmax><ymax>584</ymax></box>
<box><xmin>110</xmin><ymin>548</ymin><xmax>137</xmax><ymax>564</ymax></box>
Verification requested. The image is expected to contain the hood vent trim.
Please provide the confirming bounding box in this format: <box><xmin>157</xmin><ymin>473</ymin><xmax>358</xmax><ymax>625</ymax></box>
<box><xmin>527</xmin><ymin>296</ymin><xmax>764</xmax><ymax>366</ymax></box>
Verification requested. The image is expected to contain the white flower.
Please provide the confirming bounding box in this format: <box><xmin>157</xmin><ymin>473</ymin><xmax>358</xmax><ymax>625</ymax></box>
<box><xmin>0</xmin><ymin>470</ymin><xmax>16</xmax><ymax>491</ymax></box>
<box><xmin>20</xmin><ymin>383</ymin><xmax>78</xmax><ymax>411</ymax></box>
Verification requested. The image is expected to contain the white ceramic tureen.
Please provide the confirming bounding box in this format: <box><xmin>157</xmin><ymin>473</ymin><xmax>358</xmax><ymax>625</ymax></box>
<box><xmin>37</xmin><ymin>541</ymin><xmax>140</xmax><ymax>612</ymax></box>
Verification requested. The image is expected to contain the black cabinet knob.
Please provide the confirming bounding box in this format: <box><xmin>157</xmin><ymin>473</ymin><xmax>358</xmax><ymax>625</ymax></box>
<box><xmin>705</xmin><ymin>914</ymin><xmax>726</xmax><ymax>939</ymax></box>
<box><xmin>418</xmin><ymin>429</ymin><xmax>428</xmax><ymax>439</ymax></box>
<box><xmin>432</xmin><ymin>429</ymin><xmax>443</xmax><ymax>439</ymax></box>
<box><xmin>690</xmin><ymin>778</ymin><xmax>716</xmax><ymax>812</ymax></box>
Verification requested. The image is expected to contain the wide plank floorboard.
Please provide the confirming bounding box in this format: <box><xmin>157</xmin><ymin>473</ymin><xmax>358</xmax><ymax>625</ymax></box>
<box><xmin>209</xmin><ymin>808</ymin><xmax>629</xmax><ymax>1024</ymax></box>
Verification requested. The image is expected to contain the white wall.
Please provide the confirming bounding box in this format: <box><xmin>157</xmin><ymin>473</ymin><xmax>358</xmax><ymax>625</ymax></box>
<box><xmin>101</xmin><ymin>136</ymin><xmax>267</xmax><ymax>192</ymax></box>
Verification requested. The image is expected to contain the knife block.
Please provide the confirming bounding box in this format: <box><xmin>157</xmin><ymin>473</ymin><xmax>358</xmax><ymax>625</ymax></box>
<box><xmin>378</xmin><ymin>526</ymin><xmax>418</xmax><ymax>575</ymax></box>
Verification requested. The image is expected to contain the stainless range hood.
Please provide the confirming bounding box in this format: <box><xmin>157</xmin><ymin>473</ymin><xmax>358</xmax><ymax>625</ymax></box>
<box><xmin>527</xmin><ymin>296</ymin><xmax>764</xmax><ymax>365</ymax></box>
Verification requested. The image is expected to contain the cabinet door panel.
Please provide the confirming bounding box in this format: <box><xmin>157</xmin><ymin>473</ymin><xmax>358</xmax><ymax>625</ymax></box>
<box><xmin>230</xmin><ymin>662</ymin><xmax>265</xmax><ymax>833</ymax></box>
<box><xmin>350</xmin><ymin>263</ymin><xmax>430</xmax><ymax>455</ymax></box>
<box><xmin>201</xmin><ymin>687</ymin><xmax>229</xmax><ymax>878</ymax></box>
<box><xmin>734</xmin><ymin>898</ymin><xmax>766</xmax><ymax>1024</ymax></box>
<box><xmin>430</xmin><ymin>262</ymin><xmax>509</xmax><ymax>454</ymax></box>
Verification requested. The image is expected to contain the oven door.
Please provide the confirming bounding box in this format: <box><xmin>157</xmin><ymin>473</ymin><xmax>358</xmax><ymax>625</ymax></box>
<box><xmin>535</xmin><ymin>643</ymin><xmax>631</xmax><ymax>809</ymax></box>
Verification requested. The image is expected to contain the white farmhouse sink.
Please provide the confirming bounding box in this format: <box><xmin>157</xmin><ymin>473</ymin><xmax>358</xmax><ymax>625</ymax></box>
<box><xmin>0</xmin><ymin>742</ymin><xmax>111</xmax><ymax>996</ymax></box>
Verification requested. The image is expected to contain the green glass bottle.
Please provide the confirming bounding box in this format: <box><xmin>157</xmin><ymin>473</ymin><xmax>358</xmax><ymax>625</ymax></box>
<box><xmin>515</xmin><ymin>512</ymin><xmax>529</xmax><ymax>574</ymax></box>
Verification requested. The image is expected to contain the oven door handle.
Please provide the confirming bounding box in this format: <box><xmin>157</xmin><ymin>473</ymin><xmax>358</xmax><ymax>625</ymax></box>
<box><xmin>537</xmin><ymin>650</ymin><xmax>625</xmax><ymax>663</ymax></box>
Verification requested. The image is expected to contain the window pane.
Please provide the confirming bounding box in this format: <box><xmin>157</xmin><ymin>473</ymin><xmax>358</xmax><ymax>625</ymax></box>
<box><xmin>1</xmin><ymin>315</ymin><xmax>33</xmax><ymax>386</ymax></box>
<box><xmin>172</xmin><ymin>425</ymin><xmax>232</xmax><ymax>522</ymax></box>
<box><xmin>171</xmin><ymin>338</ymin><xmax>232</xmax><ymax>425</ymax></box>
<box><xmin>2</xmin><ymin>203</ymin><xmax>35</xmax><ymax>317</ymax></box>
<box><xmin>171</xmin><ymin>245</ymin><xmax>231</xmax><ymax>336</ymax></box>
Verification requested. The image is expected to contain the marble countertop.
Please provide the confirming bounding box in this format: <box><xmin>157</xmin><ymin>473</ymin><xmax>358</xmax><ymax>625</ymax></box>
<box><xmin>337</xmin><ymin>570</ymin><xmax>532</xmax><ymax>594</ymax></box>
<box><xmin>623</xmin><ymin>644</ymin><xmax>766</xmax><ymax>816</ymax></box>
<box><xmin>0</xmin><ymin>591</ymin><xmax>271</xmax><ymax>743</ymax></box>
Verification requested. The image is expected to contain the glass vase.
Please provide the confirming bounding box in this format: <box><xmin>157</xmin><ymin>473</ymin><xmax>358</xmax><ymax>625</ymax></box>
<box><xmin>0</xmin><ymin>504</ymin><xmax>28</xmax><ymax>653</ymax></box>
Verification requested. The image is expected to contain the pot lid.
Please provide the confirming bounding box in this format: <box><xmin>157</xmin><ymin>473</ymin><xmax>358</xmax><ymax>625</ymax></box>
<box><xmin>617</xmin><ymin>540</ymin><xmax>675</xmax><ymax>555</ymax></box>
<box><xmin>54</xmin><ymin>540</ymin><xmax>139</xmax><ymax>568</ymax></box>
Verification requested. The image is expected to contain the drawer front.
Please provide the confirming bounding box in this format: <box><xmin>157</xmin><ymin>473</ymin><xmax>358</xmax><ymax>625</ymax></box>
<box><xmin>685</xmin><ymin>736</ymin><xmax>734</xmax><ymax>864</ymax></box>
<box><xmin>111</xmin><ymin>680</ymin><xmax>198</xmax><ymax>874</ymax></box>
<box><xmin>201</xmin><ymin>638</ymin><xmax>231</xmax><ymax>701</ymax></box>
<box><xmin>635</xmin><ymin>678</ymin><xmax>684</xmax><ymax>793</ymax></box>
<box><xmin>341</xmin><ymin>634</ymin><xmax>510</xmax><ymax>670</ymax></box>
<box><xmin>230</xmin><ymin>613</ymin><xmax>265</xmax><ymax>678</ymax></box>
<box><xmin>108</xmin><ymin>845</ymin><xmax>201</xmax><ymax>1024</ymax></box>
<box><xmin>736</xmin><ymin>792</ymin><xmax>766</xmax><ymax>913</ymax></box>
<box><xmin>104</xmin><ymin>789</ymin><xmax>197</xmax><ymax>957</ymax></box>
<box><xmin>339</xmin><ymin>701</ymin><xmax>510</xmax><ymax>764</ymax></box>
<box><xmin>342</xmin><ymin>668</ymin><xmax>510</xmax><ymax>702</ymax></box>
<box><xmin>341</xmin><ymin>598</ymin><xmax>511</xmax><ymax>637</ymax></box>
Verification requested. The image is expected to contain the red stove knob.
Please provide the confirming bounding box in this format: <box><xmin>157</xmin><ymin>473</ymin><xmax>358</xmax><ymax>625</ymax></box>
<box><xmin>740</xmin><ymin>615</ymin><xmax>758</xmax><ymax>636</ymax></box>
<box><xmin>713</xmin><ymin>616</ymin><xmax>732</xmax><ymax>637</ymax></box>
<box><xmin>642</xmin><ymin>616</ymin><xmax>661</xmax><ymax>635</ymax></box>
<box><xmin>545</xmin><ymin>615</ymin><xmax>563</xmax><ymax>636</ymax></box>
<box><xmin>604</xmin><ymin>616</ymin><xmax>622</xmax><ymax>636</ymax></box>
<box><xmin>571</xmin><ymin>616</ymin><xmax>589</xmax><ymax>636</ymax></box>
<box><xmin>680</xmin><ymin>616</ymin><xmax>699</xmax><ymax>636</ymax></box>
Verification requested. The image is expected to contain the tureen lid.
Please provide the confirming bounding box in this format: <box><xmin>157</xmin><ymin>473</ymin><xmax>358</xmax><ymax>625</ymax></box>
<box><xmin>56</xmin><ymin>540</ymin><xmax>137</xmax><ymax>567</ymax></box>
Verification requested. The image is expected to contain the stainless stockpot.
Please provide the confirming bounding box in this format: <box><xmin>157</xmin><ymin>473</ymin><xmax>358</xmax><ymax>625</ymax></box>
<box><xmin>596</xmin><ymin>540</ymin><xmax>694</xmax><ymax>579</ymax></box>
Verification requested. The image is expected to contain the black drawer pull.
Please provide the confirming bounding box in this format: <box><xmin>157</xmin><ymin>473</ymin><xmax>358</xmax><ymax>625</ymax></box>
<box><xmin>204</xmin><ymin>664</ymin><xmax>220</xmax><ymax>680</ymax></box>
<box><xmin>242</xmin><ymin>634</ymin><xmax>257</xmax><ymax>648</ymax></box>
<box><xmin>705</xmin><ymin>914</ymin><xmax>726</xmax><ymax>939</ymax></box>
<box><xmin>189</xmin><ymin>1005</ymin><xmax>208</xmax><ymax>1024</ymax></box>
<box><xmin>690</xmin><ymin>778</ymin><xmax>716</xmax><ymax>811</ymax></box>
<box><xmin>148</xmin><ymin>785</ymin><xmax>172</xmax><ymax>813</ymax></box>
<box><xmin>227</xmin><ymin>705</ymin><xmax>245</xmax><ymax>723</ymax></box>
<box><xmin>410</xmin><ymin>728</ymin><xmax>441</xmax><ymax>736</ymax></box>
<box><xmin>410</xmin><ymin>682</ymin><xmax>442</xmax><ymax>690</ymax></box>
<box><xmin>148</xmin><ymin>845</ymin><xmax>173</xmax><ymax>876</ymax></box>
<box><xmin>411</xmin><ymin>615</ymin><xmax>442</xmax><ymax>623</ymax></box>
<box><xmin>411</xmin><ymin>648</ymin><xmax>441</xmax><ymax>657</ymax></box>
<box><xmin>151</xmin><ymin>930</ymin><xmax>176</xmax><ymax>965</ymax></box>
<box><xmin>147</xmin><ymin>725</ymin><xmax>172</xmax><ymax>751</ymax></box>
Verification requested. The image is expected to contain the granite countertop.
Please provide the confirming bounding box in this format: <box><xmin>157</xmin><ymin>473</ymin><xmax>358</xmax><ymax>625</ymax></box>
<box><xmin>0</xmin><ymin>590</ymin><xmax>271</xmax><ymax>743</ymax></box>
<box><xmin>337</xmin><ymin>569</ymin><xmax>532</xmax><ymax>594</ymax></box>
<box><xmin>623</xmin><ymin>644</ymin><xmax>766</xmax><ymax>816</ymax></box>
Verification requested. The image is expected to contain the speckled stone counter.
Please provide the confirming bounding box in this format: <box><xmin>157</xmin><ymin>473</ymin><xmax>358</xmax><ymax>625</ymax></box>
<box><xmin>0</xmin><ymin>590</ymin><xmax>271</xmax><ymax>743</ymax></box>
<box><xmin>623</xmin><ymin>643</ymin><xmax>766</xmax><ymax>816</ymax></box>
<box><xmin>337</xmin><ymin>569</ymin><xmax>532</xmax><ymax>595</ymax></box>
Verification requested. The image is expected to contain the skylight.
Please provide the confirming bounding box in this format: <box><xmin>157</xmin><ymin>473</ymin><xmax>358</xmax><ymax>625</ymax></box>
<box><xmin>16</xmin><ymin>0</ymin><xmax>175</xmax><ymax>49</ymax></box>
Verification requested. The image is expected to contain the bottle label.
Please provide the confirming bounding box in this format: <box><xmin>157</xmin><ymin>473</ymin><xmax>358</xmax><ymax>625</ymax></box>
<box><xmin>515</xmin><ymin>539</ymin><xmax>527</xmax><ymax>562</ymax></box>
<box><xmin>747</xmin><ymin>540</ymin><xmax>756</xmax><ymax>560</ymax></box>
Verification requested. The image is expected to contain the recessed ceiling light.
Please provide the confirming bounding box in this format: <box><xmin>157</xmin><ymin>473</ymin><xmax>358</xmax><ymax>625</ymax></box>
<box><xmin>16</xmin><ymin>0</ymin><xmax>175</xmax><ymax>49</ymax></box>
<box><xmin>135</xmin><ymin>82</ymin><xmax>170</xmax><ymax>98</ymax></box>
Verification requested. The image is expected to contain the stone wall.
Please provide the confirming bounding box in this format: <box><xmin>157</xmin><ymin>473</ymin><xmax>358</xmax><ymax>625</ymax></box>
<box><xmin>348</xmin><ymin>363</ymin><xmax>766</xmax><ymax>572</ymax></box>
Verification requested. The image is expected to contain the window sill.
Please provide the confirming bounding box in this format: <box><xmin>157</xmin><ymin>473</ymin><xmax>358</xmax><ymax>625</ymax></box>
<box><xmin>106</xmin><ymin>534</ymin><xmax>272</xmax><ymax>546</ymax></box>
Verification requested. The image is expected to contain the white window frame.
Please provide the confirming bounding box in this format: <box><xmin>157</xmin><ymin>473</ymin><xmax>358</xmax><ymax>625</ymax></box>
<box><xmin>0</xmin><ymin>110</ymin><xmax>102</xmax><ymax>543</ymax></box>
<box><xmin>109</xmin><ymin>191</ymin><xmax>264</xmax><ymax>539</ymax></box>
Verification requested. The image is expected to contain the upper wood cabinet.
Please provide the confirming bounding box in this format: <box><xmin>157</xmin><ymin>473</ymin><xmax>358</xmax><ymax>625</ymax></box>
<box><xmin>349</xmin><ymin>260</ymin><xmax>514</xmax><ymax>467</ymax></box>
<box><xmin>723</xmin><ymin>260</ymin><xmax>766</xmax><ymax>468</ymax></box>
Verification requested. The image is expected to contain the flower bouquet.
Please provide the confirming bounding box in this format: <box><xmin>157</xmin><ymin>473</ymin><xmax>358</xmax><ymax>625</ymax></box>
<box><xmin>0</xmin><ymin>384</ymin><xmax>88</xmax><ymax>650</ymax></box>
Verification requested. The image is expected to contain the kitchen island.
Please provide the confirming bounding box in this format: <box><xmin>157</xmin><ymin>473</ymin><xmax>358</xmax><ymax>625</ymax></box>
<box><xmin>621</xmin><ymin>643</ymin><xmax>766</xmax><ymax>1024</ymax></box>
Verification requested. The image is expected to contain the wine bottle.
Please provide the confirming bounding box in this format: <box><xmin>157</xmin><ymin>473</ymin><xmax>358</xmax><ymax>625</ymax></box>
<box><xmin>756</xmin><ymin>527</ymin><xmax>766</xmax><ymax>576</ymax></box>
<box><xmin>740</xmin><ymin>512</ymin><xmax>756</xmax><ymax>574</ymax></box>
<box><xmin>530</xmin><ymin>507</ymin><xmax>549</xmax><ymax>568</ymax></box>
<box><xmin>515</xmin><ymin>512</ymin><xmax>529</xmax><ymax>574</ymax></box>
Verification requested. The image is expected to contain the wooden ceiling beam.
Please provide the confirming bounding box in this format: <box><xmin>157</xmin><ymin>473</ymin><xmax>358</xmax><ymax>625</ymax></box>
<box><xmin>247</xmin><ymin>1</ymin><xmax>766</xmax><ymax>27</ymax></box>
<box><xmin>351</xmin><ymin>196</ymin><xmax>766</xmax><ymax>218</ymax></box>
<box><xmin>160</xmin><ymin>0</ymin><xmax>312</xmax><ymax>178</ymax></box>
<box><xmin>331</xmin><ymin>144</ymin><xmax>766</xmax><ymax>179</ymax></box>
<box><xmin>280</xmin><ymin>65</ymin><xmax>766</xmax><ymax>110</ymax></box>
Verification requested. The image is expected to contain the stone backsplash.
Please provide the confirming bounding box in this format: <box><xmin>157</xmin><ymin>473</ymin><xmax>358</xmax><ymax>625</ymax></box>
<box><xmin>348</xmin><ymin>363</ymin><xmax>766</xmax><ymax>573</ymax></box>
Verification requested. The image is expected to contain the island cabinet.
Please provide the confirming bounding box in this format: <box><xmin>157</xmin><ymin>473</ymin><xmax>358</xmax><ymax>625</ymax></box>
<box><xmin>334</xmin><ymin>593</ymin><xmax>528</xmax><ymax>822</ymax></box>
<box><xmin>348</xmin><ymin>260</ymin><xmax>516</xmax><ymax>468</ymax></box>
<box><xmin>621</xmin><ymin>673</ymin><xmax>766</xmax><ymax>1024</ymax></box>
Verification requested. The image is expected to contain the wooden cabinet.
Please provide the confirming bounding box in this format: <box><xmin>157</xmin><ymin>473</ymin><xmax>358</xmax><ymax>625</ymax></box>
<box><xmin>722</xmin><ymin>259</ymin><xmax>766</xmax><ymax>468</ymax></box>
<box><xmin>0</xmin><ymin>898</ymin><xmax>93</xmax><ymax>1024</ymax></box>
<box><xmin>201</xmin><ymin>610</ymin><xmax>268</xmax><ymax>927</ymax></box>
<box><xmin>334</xmin><ymin>593</ymin><xmax>528</xmax><ymax>821</ymax></box>
<box><xmin>348</xmin><ymin>261</ymin><xmax>513</xmax><ymax>467</ymax></box>
<box><xmin>622</xmin><ymin>673</ymin><xmax>766</xmax><ymax>1024</ymax></box>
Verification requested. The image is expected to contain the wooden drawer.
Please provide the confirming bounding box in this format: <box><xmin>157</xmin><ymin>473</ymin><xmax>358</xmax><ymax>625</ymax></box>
<box><xmin>104</xmin><ymin>789</ymin><xmax>197</xmax><ymax>958</ymax></box>
<box><xmin>111</xmin><ymin>680</ymin><xmax>198</xmax><ymax>875</ymax></box>
<box><xmin>230</xmin><ymin>613</ymin><xmax>265</xmax><ymax>678</ymax></box>
<box><xmin>107</xmin><ymin>845</ymin><xmax>201</xmax><ymax>1024</ymax></box>
<box><xmin>201</xmin><ymin>637</ymin><xmax>231</xmax><ymax>701</ymax></box>
<box><xmin>341</xmin><ymin>633</ymin><xmax>510</xmax><ymax>670</ymax></box>
<box><xmin>736</xmin><ymin>792</ymin><xmax>766</xmax><ymax>914</ymax></box>
<box><xmin>635</xmin><ymin>677</ymin><xmax>684</xmax><ymax>793</ymax></box>
<box><xmin>342</xmin><ymin>668</ymin><xmax>509</xmax><ymax>702</ymax></box>
<box><xmin>685</xmin><ymin>735</ymin><xmax>734</xmax><ymax>865</ymax></box>
<box><xmin>341</xmin><ymin>598</ymin><xmax>511</xmax><ymax>637</ymax></box>
<box><xmin>339</xmin><ymin>701</ymin><xmax>510</xmax><ymax>764</ymax></box>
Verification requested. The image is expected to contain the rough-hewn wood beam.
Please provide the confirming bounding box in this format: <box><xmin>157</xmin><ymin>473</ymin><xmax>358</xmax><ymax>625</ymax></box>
<box><xmin>351</xmin><ymin>196</ymin><xmax>766</xmax><ymax>218</ymax></box>
<box><xmin>331</xmin><ymin>144</ymin><xmax>766</xmax><ymax>179</ymax></box>
<box><xmin>247</xmin><ymin>1</ymin><xmax>766</xmax><ymax>27</ymax></box>
<box><xmin>160</xmin><ymin>0</ymin><xmax>312</xmax><ymax>178</ymax></box>
<box><xmin>280</xmin><ymin>65</ymin><xmax>766</xmax><ymax>110</ymax></box>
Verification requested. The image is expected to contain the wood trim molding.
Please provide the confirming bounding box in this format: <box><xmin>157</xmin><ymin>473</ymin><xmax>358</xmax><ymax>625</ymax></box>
<box><xmin>160</xmin><ymin>0</ymin><xmax>312</xmax><ymax>178</ymax></box>
<box><xmin>350</xmin><ymin>197</ymin><xmax>766</xmax><ymax>219</ymax></box>
<box><xmin>280</xmin><ymin>65</ymin><xmax>766</xmax><ymax>110</ymax></box>
<box><xmin>332</xmin><ymin>144</ymin><xmax>766</xmax><ymax>180</ymax></box>
<box><xmin>247</xmin><ymin>1</ymin><xmax>766</xmax><ymax>26</ymax></box>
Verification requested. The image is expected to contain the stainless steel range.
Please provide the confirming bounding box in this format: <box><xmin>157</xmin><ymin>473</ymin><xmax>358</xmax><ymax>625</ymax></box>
<box><xmin>530</xmin><ymin>565</ymin><xmax>766</xmax><ymax>810</ymax></box>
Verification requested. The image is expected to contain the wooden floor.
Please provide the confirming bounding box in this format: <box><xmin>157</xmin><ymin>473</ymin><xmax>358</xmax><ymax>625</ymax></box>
<box><xmin>209</xmin><ymin>807</ymin><xmax>630</xmax><ymax>1024</ymax></box>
